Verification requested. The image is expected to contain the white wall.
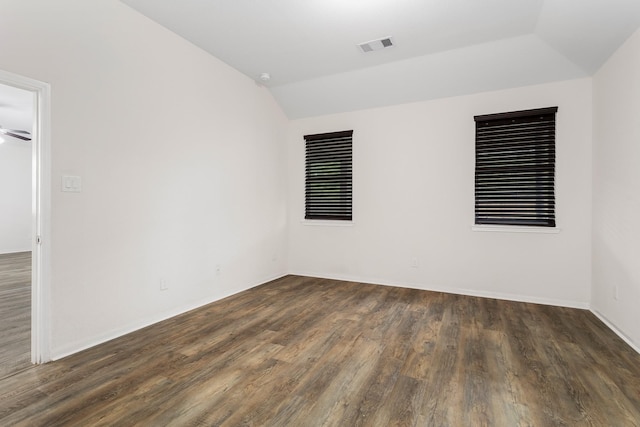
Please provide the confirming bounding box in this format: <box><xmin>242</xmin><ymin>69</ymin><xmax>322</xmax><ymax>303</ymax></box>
<box><xmin>0</xmin><ymin>0</ymin><xmax>288</xmax><ymax>358</ymax></box>
<box><xmin>0</xmin><ymin>139</ymin><xmax>32</xmax><ymax>254</ymax></box>
<box><xmin>592</xmin><ymin>28</ymin><xmax>640</xmax><ymax>349</ymax></box>
<box><xmin>0</xmin><ymin>0</ymin><xmax>621</xmax><ymax>359</ymax></box>
<box><xmin>288</xmin><ymin>79</ymin><xmax>593</xmax><ymax>307</ymax></box>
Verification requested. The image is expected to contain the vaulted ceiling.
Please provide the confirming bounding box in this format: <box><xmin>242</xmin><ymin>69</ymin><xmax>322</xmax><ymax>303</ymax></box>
<box><xmin>121</xmin><ymin>0</ymin><xmax>640</xmax><ymax>118</ymax></box>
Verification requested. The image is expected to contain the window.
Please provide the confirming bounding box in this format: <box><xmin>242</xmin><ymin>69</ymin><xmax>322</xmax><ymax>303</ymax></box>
<box><xmin>474</xmin><ymin>107</ymin><xmax>557</xmax><ymax>227</ymax></box>
<box><xmin>304</xmin><ymin>130</ymin><xmax>353</xmax><ymax>221</ymax></box>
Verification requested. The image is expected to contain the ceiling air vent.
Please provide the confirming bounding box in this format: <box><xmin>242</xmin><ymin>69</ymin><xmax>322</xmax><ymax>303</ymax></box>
<box><xmin>358</xmin><ymin>36</ymin><xmax>394</xmax><ymax>53</ymax></box>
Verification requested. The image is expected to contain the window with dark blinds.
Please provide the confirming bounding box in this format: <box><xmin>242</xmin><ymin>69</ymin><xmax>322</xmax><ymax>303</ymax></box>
<box><xmin>304</xmin><ymin>130</ymin><xmax>353</xmax><ymax>221</ymax></box>
<box><xmin>474</xmin><ymin>107</ymin><xmax>557</xmax><ymax>227</ymax></box>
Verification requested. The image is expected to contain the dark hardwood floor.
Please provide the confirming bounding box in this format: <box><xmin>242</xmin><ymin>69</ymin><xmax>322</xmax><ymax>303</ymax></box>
<box><xmin>0</xmin><ymin>252</ymin><xmax>31</xmax><ymax>380</ymax></box>
<box><xmin>1</xmin><ymin>275</ymin><xmax>639</xmax><ymax>426</ymax></box>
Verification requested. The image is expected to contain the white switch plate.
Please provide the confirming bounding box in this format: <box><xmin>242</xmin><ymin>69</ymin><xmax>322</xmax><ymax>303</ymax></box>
<box><xmin>62</xmin><ymin>175</ymin><xmax>82</xmax><ymax>192</ymax></box>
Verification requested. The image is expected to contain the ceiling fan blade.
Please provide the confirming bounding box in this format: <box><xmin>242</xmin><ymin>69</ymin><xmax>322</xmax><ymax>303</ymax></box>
<box><xmin>0</xmin><ymin>127</ymin><xmax>32</xmax><ymax>141</ymax></box>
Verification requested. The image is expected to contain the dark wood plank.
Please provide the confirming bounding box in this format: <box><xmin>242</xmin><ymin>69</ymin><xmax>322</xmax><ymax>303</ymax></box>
<box><xmin>1</xmin><ymin>275</ymin><xmax>639</xmax><ymax>426</ymax></box>
<box><xmin>0</xmin><ymin>252</ymin><xmax>31</xmax><ymax>379</ymax></box>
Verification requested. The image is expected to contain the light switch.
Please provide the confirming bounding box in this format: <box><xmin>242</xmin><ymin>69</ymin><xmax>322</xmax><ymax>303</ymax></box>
<box><xmin>62</xmin><ymin>175</ymin><xmax>82</xmax><ymax>192</ymax></box>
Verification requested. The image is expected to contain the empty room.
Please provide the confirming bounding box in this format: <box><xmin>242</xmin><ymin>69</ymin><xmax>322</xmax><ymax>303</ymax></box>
<box><xmin>1</xmin><ymin>0</ymin><xmax>639</xmax><ymax>425</ymax></box>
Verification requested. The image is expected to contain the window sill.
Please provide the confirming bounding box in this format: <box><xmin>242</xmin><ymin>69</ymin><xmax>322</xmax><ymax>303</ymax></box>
<box><xmin>471</xmin><ymin>225</ymin><xmax>560</xmax><ymax>234</ymax></box>
<box><xmin>301</xmin><ymin>219</ymin><xmax>354</xmax><ymax>227</ymax></box>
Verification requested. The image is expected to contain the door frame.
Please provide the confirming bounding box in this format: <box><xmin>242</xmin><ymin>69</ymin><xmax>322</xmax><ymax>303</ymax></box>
<box><xmin>0</xmin><ymin>69</ymin><xmax>51</xmax><ymax>363</ymax></box>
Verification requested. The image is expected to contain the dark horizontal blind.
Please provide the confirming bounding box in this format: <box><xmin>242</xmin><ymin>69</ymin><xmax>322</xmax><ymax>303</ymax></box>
<box><xmin>304</xmin><ymin>130</ymin><xmax>353</xmax><ymax>221</ymax></box>
<box><xmin>474</xmin><ymin>107</ymin><xmax>557</xmax><ymax>227</ymax></box>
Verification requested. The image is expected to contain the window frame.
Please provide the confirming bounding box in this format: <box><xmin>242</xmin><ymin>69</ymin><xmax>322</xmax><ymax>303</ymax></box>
<box><xmin>474</xmin><ymin>107</ymin><xmax>558</xmax><ymax>228</ymax></box>
<box><xmin>303</xmin><ymin>130</ymin><xmax>353</xmax><ymax>222</ymax></box>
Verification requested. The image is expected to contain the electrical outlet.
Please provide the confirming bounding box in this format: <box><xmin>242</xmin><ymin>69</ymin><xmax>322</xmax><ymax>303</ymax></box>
<box><xmin>410</xmin><ymin>257</ymin><xmax>419</xmax><ymax>268</ymax></box>
<box><xmin>160</xmin><ymin>279</ymin><xmax>168</xmax><ymax>291</ymax></box>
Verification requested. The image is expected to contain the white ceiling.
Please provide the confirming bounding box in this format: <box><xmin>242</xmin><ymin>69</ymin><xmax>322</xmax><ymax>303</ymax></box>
<box><xmin>122</xmin><ymin>0</ymin><xmax>640</xmax><ymax>118</ymax></box>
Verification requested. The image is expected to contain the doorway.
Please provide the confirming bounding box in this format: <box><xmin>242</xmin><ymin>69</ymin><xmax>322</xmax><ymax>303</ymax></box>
<box><xmin>0</xmin><ymin>82</ymin><xmax>33</xmax><ymax>376</ymax></box>
<box><xmin>0</xmin><ymin>69</ymin><xmax>51</xmax><ymax>371</ymax></box>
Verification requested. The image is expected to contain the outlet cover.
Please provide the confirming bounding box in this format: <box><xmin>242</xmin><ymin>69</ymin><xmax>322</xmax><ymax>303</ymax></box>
<box><xmin>62</xmin><ymin>175</ymin><xmax>82</xmax><ymax>192</ymax></box>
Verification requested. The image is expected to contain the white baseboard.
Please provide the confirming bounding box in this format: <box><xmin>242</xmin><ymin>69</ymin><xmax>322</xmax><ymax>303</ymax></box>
<box><xmin>0</xmin><ymin>249</ymin><xmax>32</xmax><ymax>255</ymax></box>
<box><xmin>289</xmin><ymin>271</ymin><xmax>640</xmax><ymax>355</ymax></box>
<box><xmin>52</xmin><ymin>272</ymin><xmax>287</xmax><ymax>360</ymax></box>
<box><xmin>287</xmin><ymin>270</ymin><xmax>590</xmax><ymax>309</ymax></box>
<box><xmin>590</xmin><ymin>309</ymin><xmax>640</xmax><ymax>355</ymax></box>
<box><xmin>56</xmin><ymin>271</ymin><xmax>638</xmax><ymax>361</ymax></box>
